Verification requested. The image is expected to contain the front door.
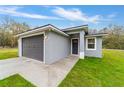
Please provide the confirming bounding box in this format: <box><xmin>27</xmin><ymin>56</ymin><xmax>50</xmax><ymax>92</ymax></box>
<box><xmin>72</xmin><ymin>39</ymin><xmax>78</xmax><ymax>54</ymax></box>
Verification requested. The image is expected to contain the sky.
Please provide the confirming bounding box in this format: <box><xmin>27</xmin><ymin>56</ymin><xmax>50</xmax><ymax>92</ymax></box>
<box><xmin>0</xmin><ymin>5</ymin><xmax>123</xmax><ymax>30</ymax></box>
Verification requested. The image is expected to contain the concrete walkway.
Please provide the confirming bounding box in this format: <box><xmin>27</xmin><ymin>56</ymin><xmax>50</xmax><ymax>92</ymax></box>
<box><xmin>0</xmin><ymin>55</ymin><xmax>79</xmax><ymax>87</ymax></box>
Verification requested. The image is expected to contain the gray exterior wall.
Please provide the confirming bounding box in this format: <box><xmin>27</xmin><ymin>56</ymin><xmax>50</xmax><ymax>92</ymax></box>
<box><xmin>84</xmin><ymin>36</ymin><xmax>102</xmax><ymax>58</ymax></box>
<box><xmin>79</xmin><ymin>31</ymin><xmax>85</xmax><ymax>59</ymax></box>
<box><xmin>64</xmin><ymin>30</ymin><xmax>81</xmax><ymax>35</ymax></box>
<box><xmin>45</xmin><ymin>31</ymin><xmax>70</xmax><ymax>64</ymax></box>
<box><xmin>70</xmin><ymin>33</ymin><xmax>79</xmax><ymax>38</ymax></box>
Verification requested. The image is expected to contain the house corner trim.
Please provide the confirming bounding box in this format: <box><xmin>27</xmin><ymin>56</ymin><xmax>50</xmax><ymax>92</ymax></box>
<box><xmin>18</xmin><ymin>37</ymin><xmax>22</xmax><ymax>57</ymax></box>
<box><xmin>79</xmin><ymin>52</ymin><xmax>84</xmax><ymax>59</ymax></box>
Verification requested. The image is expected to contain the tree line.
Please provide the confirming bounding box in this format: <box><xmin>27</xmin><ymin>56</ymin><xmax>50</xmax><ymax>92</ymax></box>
<box><xmin>0</xmin><ymin>16</ymin><xmax>124</xmax><ymax>49</ymax></box>
<box><xmin>0</xmin><ymin>16</ymin><xmax>30</xmax><ymax>48</ymax></box>
<box><xmin>101</xmin><ymin>25</ymin><xmax>124</xmax><ymax>49</ymax></box>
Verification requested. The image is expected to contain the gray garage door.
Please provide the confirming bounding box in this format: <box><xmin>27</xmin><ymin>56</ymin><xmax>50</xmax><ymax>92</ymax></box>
<box><xmin>22</xmin><ymin>34</ymin><xmax>44</xmax><ymax>61</ymax></box>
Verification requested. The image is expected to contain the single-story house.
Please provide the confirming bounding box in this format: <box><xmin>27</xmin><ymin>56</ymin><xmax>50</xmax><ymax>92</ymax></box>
<box><xmin>16</xmin><ymin>24</ymin><xmax>106</xmax><ymax>64</ymax></box>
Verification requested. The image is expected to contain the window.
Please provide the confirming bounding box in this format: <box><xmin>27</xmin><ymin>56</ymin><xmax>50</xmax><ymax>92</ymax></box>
<box><xmin>86</xmin><ymin>38</ymin><xmax>96</xmax><ymax>50</ymax></box>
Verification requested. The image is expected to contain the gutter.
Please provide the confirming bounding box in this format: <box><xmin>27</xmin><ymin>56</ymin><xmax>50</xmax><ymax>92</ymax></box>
<box><xmin>16</xmin><ymin>25</ymin><xmax>69</xmax><ymax>37</ymax></box>
<box><xmin>85</xmin><ymin>33</ymin><xmax>108</xmax><ymax>37</ymax></box>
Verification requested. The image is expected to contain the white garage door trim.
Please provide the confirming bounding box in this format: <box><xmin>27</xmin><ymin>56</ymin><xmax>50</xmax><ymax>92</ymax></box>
<box><xmin>18</xmin><ymin>32</ymin><xmax>45</xmax><ymax>64</ymax></box>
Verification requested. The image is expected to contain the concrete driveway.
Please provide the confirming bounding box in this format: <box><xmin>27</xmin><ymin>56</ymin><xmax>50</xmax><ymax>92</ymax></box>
<box><xmin>0</xmin><ymin>55</ymin><xmax>79</xmax><ymax>87</ymax></box>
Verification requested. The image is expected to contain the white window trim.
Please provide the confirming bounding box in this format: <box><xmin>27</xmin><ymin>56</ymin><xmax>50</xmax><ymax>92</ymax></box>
<box><xmin>71</xmin><ymin>38</ymin><xmax>79</xmax><ymax>55</ymax></box>
<box><xmin>86</xmin><ymin>37</ymin><xmax>96</xmax><ymax>50</ymax></box>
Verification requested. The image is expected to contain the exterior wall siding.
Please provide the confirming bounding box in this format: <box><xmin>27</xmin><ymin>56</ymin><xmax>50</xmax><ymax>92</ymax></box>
<box><xmin>45</xmin><ymin>31</ymin><xmax>70</xmax><ymax>64</ymax></box>
<box><xmin>79</xmin><ymin>31</ymin><xmax>85</xmax><ymax>59</ymax></box>
<box><xmin>64</xmin><ymin>30</ymin><xmax>81</xmax><ymax>35</ymax></box>
<box><xmin>84</xmin><ymin>36</ymin><xmax>102</xmax><ymax>58</ymax></box>
<box><xmin>70</xmin><ymin>33</ymin><xmax>79</xmax><ymax>38</ymax></box>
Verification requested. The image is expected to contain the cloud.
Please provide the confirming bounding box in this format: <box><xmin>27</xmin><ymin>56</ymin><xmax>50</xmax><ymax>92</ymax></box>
<box><xmin>96</xmin><ymin>13</ymin><xmax>117</xmax><ymax>23</ymax></box>
<box><xmin>41</xmin><ymin>5</ymin><xmax>52</xmax><ymax>8</ymax></box>
<box><xmin>0</xmin><ymin>6</ymin><xmax>60</xmax><ymax>20</ymax></box>
<box><xmin>0</xmin><ymin>6</ymin><xmax>116</xmax><ymax>24</ymax></box>
<box><xmin>52</xmin><ymin>7</ymin><xmax>101</xmax><ymax>23</ymax></box>
<box><xmin>107</xmin><ymin>13</ymin><xmax>117</xmax><ymax>18</ymax></box>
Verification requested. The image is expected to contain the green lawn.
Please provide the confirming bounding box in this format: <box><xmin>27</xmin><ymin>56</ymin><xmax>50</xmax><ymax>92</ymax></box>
<box><xmin>0</xmin><ymin>48</ymin><xmax>18</xmax><ymax>60</ymax></box>
<box><xmin>0</xmin><ymin>74</ymin><xmax>35</xmax><ymax>87</ymax></box>
<box><xmin>59</xmin><ymin>49</ymin><xmax>124</xmax><ymax>87</ymax></box>
<box><xmin>0</xmin><ymin>49</ymin><xmax>35</xmax><ymax>87</ymax></box>
<box><xmin>1</xmin><ymin>48</ymin><xmax>124</xmax><ymax>87</ymax></box>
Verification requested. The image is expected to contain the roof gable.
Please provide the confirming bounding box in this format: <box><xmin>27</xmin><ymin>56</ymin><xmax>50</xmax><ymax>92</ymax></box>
<box><xmin>16</xmin><ymin>24</ymin><xmax>69</xmax><ymax>37</ymax></box>
<box><xmin>16</xmin><ymin>24</ymin><xmax>89</xmax><ymax>37</ymax></box>
<box><xmin>61</xmin><ymin>25</ymin><xmax>88</xmax><ymax>33</ymax></box>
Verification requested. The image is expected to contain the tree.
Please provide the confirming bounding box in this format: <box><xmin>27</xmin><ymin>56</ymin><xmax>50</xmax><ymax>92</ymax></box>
<box><xmin>101</xmin><ymin>24</ymin><xmax>124</xmax><ymax>49</ymax></box>
<box><xmin>0</xmin><ymin>29</ymin><xmax>7</xmax><ymax>48</ymax></box>
<box><xmin>0</xmin><ymin>16</ymin><xmax>30</xmax><ymax>48</ymax></box>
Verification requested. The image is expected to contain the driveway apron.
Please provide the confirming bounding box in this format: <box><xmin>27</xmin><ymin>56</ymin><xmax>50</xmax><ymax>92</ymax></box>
<box><xmin>0</xmin><ymin>55</ymin><xmax>79</xmax><ymax>87</ymax></box>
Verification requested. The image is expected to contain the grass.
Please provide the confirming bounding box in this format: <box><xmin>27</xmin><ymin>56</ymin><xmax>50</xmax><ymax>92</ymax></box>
<box><xmin>59</xmin><ymin>49</ymin><xmax>124</xmax><ymax>87</ymax></box>
<box><xmin>0</xmin><ymin>74</ymin><xmax>35</xmax><ymax>87</ymax></box>
<box><xmin>1</xmin><ymin>48</ymin><xmax>124</xmax><ymax>86</ymax></box>
<box><xmin>0</xmin><ymin>49</ymin><xmax>35</xmax><ymax>87</ymax></box>
<box><xmin>0</xmin><ymin>48</ymin><xmax>18</xmax><ymax>60</ymax></box>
